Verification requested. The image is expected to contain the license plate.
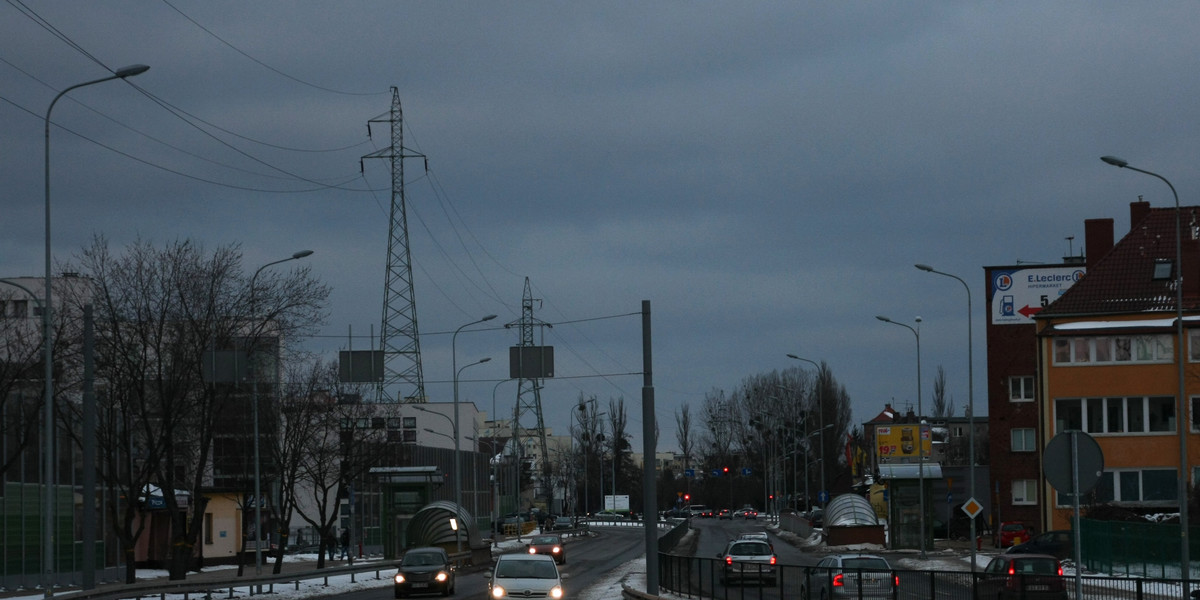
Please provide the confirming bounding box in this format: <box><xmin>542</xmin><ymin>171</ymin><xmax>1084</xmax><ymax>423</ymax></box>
<box><xmin>413</xmin><ymin>583</ymin><xmax>428</xmax><ymax>588</ymax></box>
<box><xmin>1027</xmin><ymin>585</ymin><xmax>1048</xmax><ymax>591</ymax></box>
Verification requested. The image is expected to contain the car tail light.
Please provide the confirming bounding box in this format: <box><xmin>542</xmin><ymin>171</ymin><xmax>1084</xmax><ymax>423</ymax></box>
<box><xmin>725</xmin><ymin>556</ymin><xmax>733</xmax><ymax>565</ymax></box>
<box><xmin>1058</xmin><ymin>565</ymin><xmax>1064</xmax><ymax>576</ymax></box>
<box><xmin>832</xmin><ymin>573</ymin><xmax>844</xmax><ymax>587</ymax></box>
<box><xmin>1008</xmin><ymin>564</ymin><xmax>1015</xmax><ymax>576</ymax></box>
<box><xmin>894</xmin><ymin>574</ymin><xmax>899</xmax><ymax>587</ymax></box>
<box><xmin>769</xmin><ymin>556</ymin><xmax>777</xmax><ymax>565</ymax></box>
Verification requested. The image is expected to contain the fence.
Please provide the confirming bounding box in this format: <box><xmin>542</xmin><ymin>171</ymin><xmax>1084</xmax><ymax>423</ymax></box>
<box><xmin>1082</xmin><ymin>518</ymin><xmax>1200</xmax><ymax>579</ymax></box>
<box><xmin>659</xmin><ymin>553</ymin><xmax>1199</xmax><ymax>600</ymax></box>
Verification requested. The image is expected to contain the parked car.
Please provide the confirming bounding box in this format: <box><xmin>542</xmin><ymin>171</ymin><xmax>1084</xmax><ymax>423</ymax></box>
<box><xmin>978</xmin><ymin>554</ymin><xmax>1067</xmax><ymax>600</ymax></box>
<box><xmin>806</xmin><ymin>508</ymin><xmax>825</xmax><ymax>528</ymax></box>
<box><xmin>488</xmin><ymin>553</ymin><xmax>564</xmax><ymax>599</ymax></box>
<box><xmin>1007</xmin><ymin>530</ymin><xmax>1073</xmax><ymax>561</ymax></box>
<box><xmin>394</xmin><ymin>546</ymin><xmax>455</xmax><ymax>598</ymax></box>
<box><xmin>996</xmin><ymin>521</ymin><xmax>1034</xmax><ymax>548</ymax></box>
<box><xmin>717</xmin><ymin>509</ymin><xmax>732</xmax><ymax>520</ymax></box>
<box><xmin>804</xmin><ymin>554</ymin><xmax>896</xmax><ymax>600</ymax></box>
<box><xmin>716</xmin><ymin>538</ymin><xmax>777</xmax><ymax>586</ymax></box>
<box><xmin>526</xmin><ymin>534</ymin><xmax>566</xmax><ymax>564</ymax></box>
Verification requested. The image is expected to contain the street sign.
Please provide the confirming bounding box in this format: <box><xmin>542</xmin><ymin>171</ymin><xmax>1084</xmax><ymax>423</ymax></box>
<box><xmin>818</xmin><ymin>490</ymin><xmax>829</xmax><ymax>504</ymax></box>
<box><xmin>684</xmin><ymin>469</ymin><xmax>695</xmax><ymax>478</ymax></box>
<box><xmin>711</xmin><ymin>469</ymin><xmax>720</xmax><ymax>477</ymax></box>
<box><xmin>961</xmin><ymin>497</ymin><xmax>983</xmax><ymax>519</ymax></box>
<box><xmin>947</xmin><ymin>492</ymin><xmax>953</xmax><ymax>503</ymax></box>
<box><xmin>1044</xmin><ymin>431</ymin><xmax>1104</xmax><ymax>497</ymax></box>
<box><xmin>741</xmin><ymin>467</ymin><xmax>752</xmax><ymax>476</ymax></box>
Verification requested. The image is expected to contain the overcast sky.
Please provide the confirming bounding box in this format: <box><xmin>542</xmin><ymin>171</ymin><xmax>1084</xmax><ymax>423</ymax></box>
<box><xmin>4</xmin><ymin>3</ymin><xmax>1199</xmax><ymax>452</ymax></box>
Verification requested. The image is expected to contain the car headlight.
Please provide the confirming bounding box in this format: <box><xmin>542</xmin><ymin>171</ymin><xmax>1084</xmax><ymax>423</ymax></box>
<box><xmin>529</xmin><ymin>547</ymin><xmax>537</xmax><ymax>554</ymax></box>
<box><xmin>552</xmin><ymin>546</ymin><xmax>561</xmax><ymax>553</ymax></box>
<box><xmin>394</xmin><ymin>574</ymin><xmax>405</xmax><ymax>584</ymax></box>
<box><xmin>550</xmin><ymin>584</ymin><xmax>564</xmax><ymax>599</ymax></box>
<box><xmin>491</xmin><ymin>585</ymin><xmax>506</xmax><ymax>598</ymax></box>
<box><xmin>435</xmin><ymin>572</ymin><xmax>448</xmax><ymax>582</ymax></box>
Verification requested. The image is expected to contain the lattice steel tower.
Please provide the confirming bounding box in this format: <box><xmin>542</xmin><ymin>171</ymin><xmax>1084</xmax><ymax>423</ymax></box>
<box><xmin>362</xmin><ymin>87</ymin><xmax>427</xmax><ymax>402</ymax></box>
<box><xmin>507</xmin><ymin>277</ymin><xmax>553</xmax><ymax>501</ymax></box>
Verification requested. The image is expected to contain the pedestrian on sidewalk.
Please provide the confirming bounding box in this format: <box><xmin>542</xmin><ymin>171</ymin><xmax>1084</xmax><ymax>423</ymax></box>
<box><xmin>339</xmin><ymin>528</ymin><xmax>350</xmax><ymax>560</ymax></box>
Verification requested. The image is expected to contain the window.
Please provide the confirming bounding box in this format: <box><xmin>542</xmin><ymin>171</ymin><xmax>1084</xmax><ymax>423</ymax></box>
<box><xmin>12</xmin><ymin>300</ymin><xmax>27</xmax><ymax>318</ymax></box>
<box><xmin>1153</xmin><ymin>259</ymin><xmax>1174</xmax><ymax>280</ymax></box>
<box><xmin>387</xmin><ymin>417</ymin><xmax>402</xmax><ymax>429</ymax></box>
<box><xmin>1011</xmin><ymin>428</ymin><xmax>1036</xmax><ymax>452</ymax></box>
<box><xmin>1192</xmin><ymin>397</ymin><xmax>1200</xmax><ymax>433</ymax></box>
<box><xmin>403</xmin><ymin>417</ymin><xmax>416</xmax><ymax>429</ymax></box>
<box><xmin>1088</xmin><ymin>469</ymin><xmax>1177</xmax><ymax>505</ymax></box>
<box><xmin>1013</xmin><ymin>480</ymin><xmax>1037</xmax><ymax>505</ymax></box>
<box><xmin>402</xmin><ymin>429</ymin><xmax>417</xmax><ymax>443</ymax></box>
<box><xmin>1056</xmin><ymin>396</ymin><xmax>1175</xmax><ymax>434</ymax></box>
<box><xmin>1009</xmin><ymin>376</ymin><xmax>1035</xmax><ymax>402</ymax></box>
<box><xmin>204</xmin><ymin>513</ymin><xmax>214</xmax><ymax>544</ymax></box>
<box><xmin>1054</xmin><ymin>334</ymin><xmax>1172</xmax><ymax>364</ymax></box>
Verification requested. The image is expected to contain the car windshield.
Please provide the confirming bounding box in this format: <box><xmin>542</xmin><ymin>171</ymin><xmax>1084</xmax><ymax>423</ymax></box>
<box><xmin>531</xmin><ymin>536</ymin><xmax>557</xmax><ymax>545</ymax></box>
<box><xmin>1003</xmin><ymin>523</ymin><xmax>1026</xmax><ymax>531</ymax></box>
<box><xmin>1013</xmin><ymin>558</ymin><xmax>1060</xmax><ymax>574</ymax></box>
<box><xmin>842</xmin><ymin>558</ymin><xmax>889</xmax><ymax>570</ymax></box>
<box><xmin>401</xmin><ymin>552</ymin><xmax>443</xmax><ymax>567</ymax></box>
<box><xmin>730</xmin><ymin>543</ymin><xmax>771</xmax><ymax>556</ymax></box>
<box><xmin>496</xmin><ymin>560</ymin><xmax>558</xmax><ymax>579</ymax></box>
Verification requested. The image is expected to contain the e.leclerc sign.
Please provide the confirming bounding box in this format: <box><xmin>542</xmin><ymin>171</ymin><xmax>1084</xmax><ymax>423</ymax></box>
<box><xmin>990</xmin><ymin>267</ymin><xmax>1085</xmax><ymax>325</ymax></box>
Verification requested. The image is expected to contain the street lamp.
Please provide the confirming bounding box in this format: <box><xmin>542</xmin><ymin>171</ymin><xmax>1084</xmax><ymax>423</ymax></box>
<box><xmin>915</xmin><ymin>263</ymin><xmax>978</xmax><ymax>571</ymax></box>
<box><xmin>490</xmin><ymin>379</ymin><xmax>514</xmax><ymax>537</ymax></box>
<box><xmin>876</xmin><ymin>315</ymin><xmax>926</xmax><ymax>558</ymax></box>
<box><xmin>786</xmin><ymin>355</ymin><xmax>827</xmax><ymax>510</ymax></box>
<box><xmin>1101</xmin><ymin>155</ymin><xmax>1189</xmax><ymax>583</ymax></box>
<box><xmin>42</xmin><ymin>63</ymin><xmax>148</xmax><ymax>596</ymax></box>
<box><xmin>249</xmin><ymin>250</ymin><xmax>313</xmax><ymax>574</ymax></box>
<box><xmin>452</xmin><ymin>325</ymin><xmax>493</xmax><ymax>556</ymax></box>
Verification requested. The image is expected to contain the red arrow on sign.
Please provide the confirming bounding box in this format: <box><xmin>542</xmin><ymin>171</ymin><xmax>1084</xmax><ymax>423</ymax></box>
<box><xmin>1018</xmin><ymin>305</ymin><xmax>1042</xmax><ymax>318</ymax></box>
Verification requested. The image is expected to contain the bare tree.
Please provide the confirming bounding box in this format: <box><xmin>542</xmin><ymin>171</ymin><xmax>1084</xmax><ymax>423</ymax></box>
<box><xmin>0</xmin><ymin>284</ymin><xmax>44</xmax><ymax>480</ymax></box>
<box><xmin>931</xmin><ymin>365</ymin><xmax>955</xmax><ymax>418</ymax></box>
<box><xmin>675</xmin><ymin>405</ymin><xmax>694</xmax><ymax>475</ymax></box>
<box><xmin>68</xmin><ymin>236</ymin><xmax>329</xmax><ymax>581</ymax></box>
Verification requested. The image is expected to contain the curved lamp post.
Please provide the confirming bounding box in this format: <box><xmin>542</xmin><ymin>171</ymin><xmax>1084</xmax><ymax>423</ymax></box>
<box><xmin>876</xmin><ymin>315</ymin><xmax>926</xmax><ymax>558</ymax></box>
<box><xmin>1101</xmin><ymin>155</ymin><xmax>1188</xmax><ymax>583</ymax></box>
<box><xmin>915</xmin><ymin>263</ymin><xmax>977</xmax><ymax>571</ymax></box>
<box><xmin>43</xmin><ymin>64</ymin><xmax>149</xmax><ymax>597</ymax></box>
<box><xmin>451</xmin><ymin>326</ymin><xmax>492</xmax><ymax>554</ymax></box>
<box><xmin>249</xmin><ymin>250</ymin><xmax>313</xmax><ymax>573</ymax></box>
<box><xmin>785</xmin><ymin>355</ymin><xmax>827</xmax><ymax>510</ymax></box>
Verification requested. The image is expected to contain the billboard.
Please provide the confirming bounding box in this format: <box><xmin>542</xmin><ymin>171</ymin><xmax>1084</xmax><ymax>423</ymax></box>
<box><xmin>990</xmin><ymin>266</ymin><xmax>1085</xmax><ymax>325</ymax></box>
<box><xmin>876</xmin><ymin>424</ymin><xmax>931</xmax><ymax>461</ymax></box>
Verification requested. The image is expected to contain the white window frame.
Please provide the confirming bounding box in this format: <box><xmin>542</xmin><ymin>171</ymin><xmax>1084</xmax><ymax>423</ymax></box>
<box><xmin>1010</xmin><ymin>428</ymin><xmax>1036</xmax><ymax>452</ymax></box>
<box><xmin>1012</xmin><ymin>479</ymin><xmax>1037</xmax><ymax>505</ymax></box>
<box><xmin>1053</xmin><ymin>334</ymin><xmax>1173</xmax><ymax>365</ymax></box>
<box><xmin>1009</xmin><ymin>375</ymin><xmax>1035</xmax><ymax>402</ymax></box>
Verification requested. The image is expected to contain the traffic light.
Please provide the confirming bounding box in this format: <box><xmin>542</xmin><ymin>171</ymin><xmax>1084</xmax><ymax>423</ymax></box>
<box><xmin>684</xmin><ymin>494</ymin><xmax>690</xmax><ymax>502</ymax></box>
<box><xmin>722</xmin><ymin>466</ymin><xmax>729</xmax><ymax>474</ymax></box>
<box><xmin>769</xmin><ymin>494</ymin><xmax>774</xmax><ymax>500</ymax></box>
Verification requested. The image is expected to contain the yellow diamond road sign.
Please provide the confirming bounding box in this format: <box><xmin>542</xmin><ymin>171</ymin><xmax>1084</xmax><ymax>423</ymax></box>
<box><xmin>961</xmin><ymin>497</ymin><xmax>983</xmax><ymax>519</ymax></box>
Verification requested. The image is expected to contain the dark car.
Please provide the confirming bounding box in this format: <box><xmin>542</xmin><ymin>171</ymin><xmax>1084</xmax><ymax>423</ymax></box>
<box><xmin>394</xmin><ymin>546</ymin><xmax>455</xmax><ymax>598</ymax></box>
<box><xmin>527</xmin><ymin>534</ymin><xmax>566</xmax><ymax>564</ymax></box>
<box><xmin>806</xmin><ymin>508</ymin><xmax>824</xmax><ymax>528</ymax></box>
<box><xmin>978</xmin><ymin>554</ymin><xmax>1067</xmax><ymax>600</ymax></box>
<box><xmin>1007</xmin><ymin>530</ymin><xmax>1073</xmax><ymax>560</ymax></box>
<box><xmin>718</xmin><ymin>509</ymin><xmax>732</xmax><ymax>520</ymax></box>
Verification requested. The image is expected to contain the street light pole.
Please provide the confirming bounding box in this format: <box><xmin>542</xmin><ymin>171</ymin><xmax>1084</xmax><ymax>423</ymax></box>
<box><xmin>1101</xmin><ymin>155</ymin><xmax>1189</xmax><ymax>584</ymax></box>
<box><xmin>452</xmin><ymin>314</ymin><xmax>495</xmax><ymax>553</ymax></box>
<box><xmin>876</xmin><ymin>315</ymin><xmax>925</xmax><ymax>558</ymax></box>
<box><xmin>490</xmin><ymin>379</ymin><xmax>513</xmax><ymax>537</ymax></box>
<box><xmin>42</xmin><ymin>64</ymin><xmax>148</xmax><ymax>596</ymax></box>
<box><xmin>786</xmin><ymin>355</ymin><xmax>827</xmax><ymax>510</ymax></box>
<box><xmin>250</xmin><ymin>250</ymin><xmax>313</xmax><ymax>574</ymax></box>
<box><xmin>916</xmin><ymin>263</ymin><xmax>977</xmax><ymax>571</ymax></box>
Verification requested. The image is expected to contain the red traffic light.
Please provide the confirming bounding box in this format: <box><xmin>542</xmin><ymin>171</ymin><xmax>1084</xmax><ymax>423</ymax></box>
<box><xmin>722</xmin><ymin>466</ymin><xmax>729</xmax><ymax>473</ymax></box>
<box><xmin>684</xmin><ymin>494</ymin><xmax>690</xmax><ymax>501</ymax></box>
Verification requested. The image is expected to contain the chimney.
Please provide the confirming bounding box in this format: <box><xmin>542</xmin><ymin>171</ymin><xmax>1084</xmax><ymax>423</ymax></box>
<box><xmin>1085</xmin><ymin>218</ymin><xmax>1114</xmax><ymax>269</ymax></box>
<box><xmin>1130</xmin><ymin>198</ymin><xmax>1151</xmax><ymax>229</ymax></box>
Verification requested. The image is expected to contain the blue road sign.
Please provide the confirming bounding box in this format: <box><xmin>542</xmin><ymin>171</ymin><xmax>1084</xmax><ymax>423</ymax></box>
<box><xmin>684</xmin><ymin>469</ymin><xmax>695</xmax><ymax>478</ymax></box>
<box><xmin>711</xmin><ymin>469</ymin><xmax>721</xmax><ymax>477</ymax></box>
<box><xmin>818</xmin><ymin>490</ymin><xmax>829</xmax><ymax>504</ymax></box>
<box><xmin>741</xmin><ymin>467</ymin><xmax>752</xmax><ymax>476</ymax></box>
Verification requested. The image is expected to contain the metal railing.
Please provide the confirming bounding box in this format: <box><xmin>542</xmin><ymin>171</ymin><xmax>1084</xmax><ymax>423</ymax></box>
<box><xmin>659</xmin><ymin>553</ymin><xmax>1200</xmax><ymax>600</ymax></box>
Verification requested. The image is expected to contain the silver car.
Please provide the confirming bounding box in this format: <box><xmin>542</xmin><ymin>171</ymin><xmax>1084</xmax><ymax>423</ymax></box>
<box><xmin>804</xmin><ymin>554</ymin><xmax>896</xmax><ymax>599</ymax></box>
<box><xmin>488</xmin><ymin>553</ymin><xmax>564</xmax><ymax>599</ymax></box>
<box><xmin>716</xmin><ymin>539</ymin><xmax>777</xmax><ymax>586</ymax></box>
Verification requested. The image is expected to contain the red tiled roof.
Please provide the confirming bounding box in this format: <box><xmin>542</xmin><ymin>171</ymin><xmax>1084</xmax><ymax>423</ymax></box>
<box><xmin>1039</xmin><ymin>207</ymin><xmax>1200</xmax><ymax>317</ymax></box>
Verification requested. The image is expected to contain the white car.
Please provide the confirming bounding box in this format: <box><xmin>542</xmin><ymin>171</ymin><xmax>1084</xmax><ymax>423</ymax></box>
<box><xmin>488</xmin><ymin>553</ymin><xmax>564</xmax><ymax>599</ymax></box>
